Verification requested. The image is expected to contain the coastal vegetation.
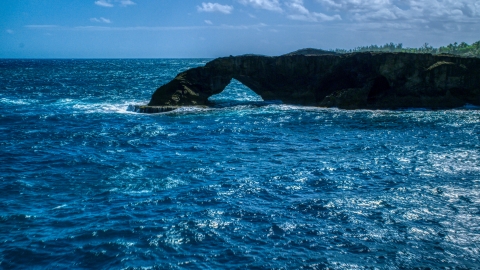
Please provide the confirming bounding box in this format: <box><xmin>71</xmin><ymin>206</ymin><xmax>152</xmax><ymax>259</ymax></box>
<box><xmin>334</xmin><ymin>41</ymin><xmax>480</xmax><ymax>57</ymax></box>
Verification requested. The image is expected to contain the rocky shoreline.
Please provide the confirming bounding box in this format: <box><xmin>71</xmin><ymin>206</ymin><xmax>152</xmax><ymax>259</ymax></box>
<box><xmin>127</xmin><ymin>105</ymin><xmax>207</xmax><ymax>113</ymax></box>
<box><xmin>141</xmin><ymin>52</ymin><xmax>480</xmax><ymax>112</ymax></box>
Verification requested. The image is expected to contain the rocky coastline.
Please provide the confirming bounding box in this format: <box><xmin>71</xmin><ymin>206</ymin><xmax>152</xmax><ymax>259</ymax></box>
<box><xmin>142</xmin><ymin>51</ymin><xmax>480</xmax><ymax>112</ymax></box>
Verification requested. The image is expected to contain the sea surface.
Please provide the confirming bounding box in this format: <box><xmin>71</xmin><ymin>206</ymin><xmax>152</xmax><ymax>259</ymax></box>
<box><xmin>1</xmin><ymin>59</ymin><xmax>480</xmax><ymax>269</ymax></box>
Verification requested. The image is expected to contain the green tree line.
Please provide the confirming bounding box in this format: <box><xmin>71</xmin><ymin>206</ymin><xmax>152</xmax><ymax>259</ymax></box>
<box><xmin>334</xmin><ymin>41</ymin><xmax>480</xmax><ymax>57</ymax></box>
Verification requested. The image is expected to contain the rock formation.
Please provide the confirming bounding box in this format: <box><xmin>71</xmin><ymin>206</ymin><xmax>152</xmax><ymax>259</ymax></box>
<box><xmin>146</xmin><ymin>52</ymin><xmax>480</xmax><ymax>110</ymax></box>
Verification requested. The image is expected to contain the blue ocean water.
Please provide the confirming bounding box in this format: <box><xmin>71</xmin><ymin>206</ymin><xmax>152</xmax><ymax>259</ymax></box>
<box><xmin>1</xmin><ymin>59</ymin><xmax>480</xmax><ymax>269</ymax></box>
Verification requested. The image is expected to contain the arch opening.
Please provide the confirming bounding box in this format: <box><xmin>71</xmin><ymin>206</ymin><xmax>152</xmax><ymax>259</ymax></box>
<box><xmin>208</xmin><ymin>78</ymin><xmax>263</xmax><ymax>106</ymax></box>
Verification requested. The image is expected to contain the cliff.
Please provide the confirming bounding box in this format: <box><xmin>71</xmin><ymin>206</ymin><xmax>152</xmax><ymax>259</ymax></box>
<box><xmin>147</xmin><ymin>52</ymin><xmax>480</xmax><ymax>110</ymax></box>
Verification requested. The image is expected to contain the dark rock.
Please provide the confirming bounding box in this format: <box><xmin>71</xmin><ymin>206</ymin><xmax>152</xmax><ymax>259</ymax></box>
<box><xmin>128</xmin><ymin>105</ymin><xmax>179</xmax><ymax>113</ymax></box>
<box><xmin>128</xmin><ymin>105</ymin><xmax>208</xmax><ymax>113</ymax></box>
<box><xmin>148</xmin><ymin>52</ymin><xmax>480</xmax><ymax>110</ymax></box>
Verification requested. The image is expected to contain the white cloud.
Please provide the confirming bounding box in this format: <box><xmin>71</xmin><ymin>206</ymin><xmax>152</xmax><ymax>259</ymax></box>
<box><xmin>317</xmin><ymin>0</ymin><xmax>480</xmax><ymax>24</ymax></box>
<box><xmin>239</xmin><ymin>0</ymin><xmax>283</xmax><ymax>12</ymax></box>
<box><xmin>119</xmin><ymin>0</ymin><xmax>136</xmax><ymax>7</ymax></box>
<box><xmin>287</xmin><ymin>0</ymin><xmax>310</xmax><ymax>15</ymax></box>
<box><xmin>313</xmin><ymin>12</ymin><xmax>342</xmax><ymax>21</ymax></box>
<box><xmin>197</xmin><ymin>2</ymin><xmax>234</xmax><ymax>14</ymax></box>
<box><xmin>95</xmin><ymin>0</ymin><xmax>114</xmax><ymax>7</ymax></box>
<box><xmin>6</xmin><ymin>29</ymin><xmax>14</xmax><ymax>34</ymax></box>
<box><xmin>286</xmin><ymin>0</ymin><xmax>340</xmax><ymax>22</ymax></box>
<box><xmin>90</xmin><ymin>17</ymin><xmax>111</xmax><ymax>23</ymax></box>
<box><xmin>94</xmin><ymin>0</ymin><xmax>136</xmax><ymax>8</ymax></box>
<box><xmin>318</xmin><ymin>0</ymin><xmax>391</xmax><ymax>12</ymax></box>
<box><xmin>205</xmin><ymin>20</ymin><xmax>213</xmax><ymax>25</ymax></box>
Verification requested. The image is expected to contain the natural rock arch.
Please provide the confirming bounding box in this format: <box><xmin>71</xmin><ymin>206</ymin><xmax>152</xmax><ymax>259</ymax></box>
<box><xmin>146</xmin><ymin>52</ymin><xmax>480</xmax><ymax>110</ymax></box>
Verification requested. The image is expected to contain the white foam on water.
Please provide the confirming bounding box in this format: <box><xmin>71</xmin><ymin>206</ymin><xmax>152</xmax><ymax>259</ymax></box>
<box><xmin>428</xmin><ymin>150</ymin><xmax>480</xmax><ymax>174</ymax></box>
<box><xmin>0</xmin><ymin>98</ymin><xmax>34</xmax><ymax>105</ymax></box>
<box><xmin>170</xmin><ymin>106</ymin><xmax>211</xmax><ymax>113</ymax></box>
<box><xmin>52</xmin><ymin>204</ymin><xmax>67</xmax><ymax>210</ymax></box>
<box><xmin>68</xmin><ymin>100</ymin><xmax>150</xmax><ymax>114</ymax></box>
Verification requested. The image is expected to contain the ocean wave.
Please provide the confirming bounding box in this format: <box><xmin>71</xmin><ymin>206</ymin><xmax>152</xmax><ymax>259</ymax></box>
<box><xmin>0</xmin><ymin>98</ymin><xmax>35</xmax><ymax>105</ymax></box>
<box><xmin>69</xmin><ymin>101</ymin><xmax>150</xmax><ymax>114</ymax></box>
<box><xmin>2</xmin><ymin>59</ymin><xmax>480</xmax><ymax>269</ymax></box>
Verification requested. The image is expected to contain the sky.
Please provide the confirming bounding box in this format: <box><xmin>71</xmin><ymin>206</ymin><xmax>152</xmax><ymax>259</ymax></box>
<box><xmin>1</xmin><ymin>0</ymin><xmax>479</xmax><ymax>58</ymax></box>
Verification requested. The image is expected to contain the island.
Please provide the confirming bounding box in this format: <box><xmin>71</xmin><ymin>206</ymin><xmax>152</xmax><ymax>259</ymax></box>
<box><xmin>135</xmin><ymin>51</ymin><xmax>480</xmax><ymax>112</ymax></box>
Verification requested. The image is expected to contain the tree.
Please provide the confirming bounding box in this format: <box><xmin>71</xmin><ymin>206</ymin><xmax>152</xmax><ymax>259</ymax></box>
<box><xmin>333</xmin><ymin>40</ymin><xmax>479</xmax><ymax>57</ymax></box>
<box><xmin>473</xmin><ymin>41</ymin><xmax>480</xmax><ymax>49</ymax></box>
<box><xmin>447</xmin><ymin>44</ymin><xmax>454</xmax><ymax>53</ymax></box>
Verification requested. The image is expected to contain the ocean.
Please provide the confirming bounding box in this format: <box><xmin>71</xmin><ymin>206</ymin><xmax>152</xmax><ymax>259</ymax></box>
<box><xmin>1</xmin><ymin>59</ymin><xmax>479</xmax><ymax>269</ymax></box>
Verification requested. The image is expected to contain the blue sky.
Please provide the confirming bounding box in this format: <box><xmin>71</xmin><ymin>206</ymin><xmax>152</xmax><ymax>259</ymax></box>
<box><xmin>1</xmin><ymin>0</ymin><xmax>479</xmax><ymax>58</ymax></box>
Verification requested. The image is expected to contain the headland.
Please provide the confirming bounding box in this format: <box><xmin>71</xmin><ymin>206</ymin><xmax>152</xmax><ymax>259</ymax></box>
<box><xmin>141</xmin><ymin>51</ymin><xmax>480</xmax><ymax>111</ymax></box>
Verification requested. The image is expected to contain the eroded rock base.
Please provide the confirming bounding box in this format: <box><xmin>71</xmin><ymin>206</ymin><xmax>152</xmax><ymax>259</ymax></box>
<box><xmin>128</xmin><ymin>105</ymin><xmax>208</xmax><ymax>113</ymax></box>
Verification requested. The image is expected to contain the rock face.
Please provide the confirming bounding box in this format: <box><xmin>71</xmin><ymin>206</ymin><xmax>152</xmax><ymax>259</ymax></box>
<box><xmin>148</xmin><ymin>52</ymin><xmax>480</xmax><ymax>109</ymax></box>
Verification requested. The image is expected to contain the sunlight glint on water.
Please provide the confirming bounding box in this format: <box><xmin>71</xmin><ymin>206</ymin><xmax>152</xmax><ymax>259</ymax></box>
<box><xmin>0</xmin><ymin>59</ymin><xmax>479</xmax><ymax>269</ymax></box>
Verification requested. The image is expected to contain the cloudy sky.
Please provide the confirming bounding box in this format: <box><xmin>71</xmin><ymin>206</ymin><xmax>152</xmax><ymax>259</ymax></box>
<box><xmin>1</xmin><ymin>0</ymin><xmax>479</xmax><ymax>58</ymax></box>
